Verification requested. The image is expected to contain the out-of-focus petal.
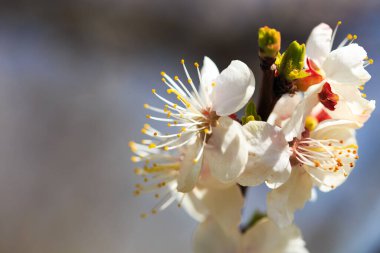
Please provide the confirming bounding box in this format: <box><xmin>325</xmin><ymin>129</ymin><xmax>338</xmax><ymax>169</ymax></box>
<box><xmin>238</xmin><ymin>121</ymin><xmax>291</xmax><ymax>188</ymax></box>
<box><xmin>267</xmin><ymin>168</ymin><xmax>313</xmax><ymax>228</ymax></box>
<box><xmin>243</xmin><ymin>218</ymin><xmax>309</xmax><ymax>253</ymax></box>
<box><xmin>193</xmin><ymin>217</ymin><xmax>238</xmax><ymax>253</ymax></box>
<box><xmin>205</xmin><ymin>117</ymin><xmax>248</xmax><ymax>183</ymax></box>
<box><xmin>210</xmin><ymin>60</ymin><xmax>255</xmax><ymax>116</ymax></box>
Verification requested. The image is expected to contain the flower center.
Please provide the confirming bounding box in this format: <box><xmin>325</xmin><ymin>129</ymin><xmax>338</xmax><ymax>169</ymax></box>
<box><xmin>292</xmin><ymin>137</ymin><xmax>358</xmax><ymax>188</ymax></box>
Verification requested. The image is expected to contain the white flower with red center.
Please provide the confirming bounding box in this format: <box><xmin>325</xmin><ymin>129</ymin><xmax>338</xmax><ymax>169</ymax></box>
<box><xmin>290</xmin><ymin>22</ymin><xmax>375</xmax><ymax>140</ymax></box>
<box><xmin>142</xmin><ymin>57</ymin><xmax>255</xmax><ymax>192</ymax></box>
<box><xmin>130</xmin><ymin>139</ymin><xmax>243</xmax><ymax>224</ymax></box>
<box><xmin>266</xmin><ymin>113</ymin><xmax>359</xmax><ymax>227</ymax></box>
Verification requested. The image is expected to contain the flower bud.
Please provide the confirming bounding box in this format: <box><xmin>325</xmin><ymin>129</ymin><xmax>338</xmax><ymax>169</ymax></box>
<box><xmin>258</xmin><ymin>26</ymin><xmax>281</xmax><ymax>58</ymax></box>
<box><xmin>277</xmin><ymin>41</ymin><xmax>308</xmax><ymax>81</ymax></box>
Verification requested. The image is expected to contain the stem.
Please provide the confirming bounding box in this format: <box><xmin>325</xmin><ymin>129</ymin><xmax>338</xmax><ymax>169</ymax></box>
<box><xmin>239</xmin><ymin>56</ymin><xmax>279</xmax><ymax>198</ymax></box>
<box><xmin>257</xmin><ymin>56</ymin><xmax>278</xmax><ymax>121</ymax></box>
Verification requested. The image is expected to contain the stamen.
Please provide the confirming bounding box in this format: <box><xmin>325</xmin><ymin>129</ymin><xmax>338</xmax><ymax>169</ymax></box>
<box><xmin>330</xmin><ymin>21</ymin><xmax>342</xmax><ymax>51</ymax></box>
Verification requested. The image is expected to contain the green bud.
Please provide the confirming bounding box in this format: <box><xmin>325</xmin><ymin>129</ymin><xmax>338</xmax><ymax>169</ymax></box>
<box><xmin>242</xmin><ymin>101</ymin><xmax>261</xmax><ymax>125</ymax></box>
<box><xmin>258</xmin><ymin>26</ymin><xmax>281</xmax><ymax>58</ymax></box>
<box><xmin>278</xmin><ymin>41</ymin><xmax>308</xmax><ymax>81</ymax></box>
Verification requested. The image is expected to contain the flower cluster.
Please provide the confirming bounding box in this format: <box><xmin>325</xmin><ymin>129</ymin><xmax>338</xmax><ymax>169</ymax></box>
<box><xmin>130</xmin><ymin>22</ymin><xmax>374</xmax><ymax>252</ymax></box>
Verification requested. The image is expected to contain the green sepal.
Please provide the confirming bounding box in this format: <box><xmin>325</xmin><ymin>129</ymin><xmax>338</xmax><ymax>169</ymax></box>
<box><xmin>242</xmin><ymin>101</ymin><xmax>261</xmax><ymax>125</ymax></box>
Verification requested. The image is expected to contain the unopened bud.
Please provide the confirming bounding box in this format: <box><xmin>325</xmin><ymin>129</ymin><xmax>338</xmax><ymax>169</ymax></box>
<box><xmin>278</xmin><ymin>41</ymin><xmax>308</xmax><ymax>81</ymax></box>
<box><xmin>258</xmin><ymin>26</ymin><xmax>281</xmax><ymax>58</ymax></box>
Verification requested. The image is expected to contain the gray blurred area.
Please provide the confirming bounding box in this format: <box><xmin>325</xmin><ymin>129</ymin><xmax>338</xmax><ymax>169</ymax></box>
<box><xmin>0</xmin><ymin>0</ymin><xmax>379</xmax><ymax>252</ymax></box>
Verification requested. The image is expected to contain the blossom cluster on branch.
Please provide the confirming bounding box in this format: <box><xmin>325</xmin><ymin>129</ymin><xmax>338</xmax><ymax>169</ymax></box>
<box><xmin>130</xmin><ymin>22</ymin><xmax>375</xmax><ymax>253</ymax></box>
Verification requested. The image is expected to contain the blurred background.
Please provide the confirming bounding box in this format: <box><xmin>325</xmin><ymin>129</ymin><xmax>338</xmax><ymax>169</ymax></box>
<box><xmin>0</xmin><ymin>0</ymin><xmax>379</xmax><ymax>252</ymax></box>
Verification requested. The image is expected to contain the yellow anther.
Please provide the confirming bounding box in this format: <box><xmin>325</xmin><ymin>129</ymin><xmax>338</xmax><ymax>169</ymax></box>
<box><xmin>194</xmin><ymin>62</ymin><xmax>199</xmax><ymax>68</ymax></box>
<box><xmin>173</xmin><ymin>104</ymin><xmax>177</xmax><ymax>108</ymax></box>
<box><xmin>167</xmin><ymin>123</ymin><xmax>171</xmax><ymax>127</ymax></box>
<box><xmin>167</xmin><ymin>111</ymin><xmax>172</xmax><ymax>118</ymax></box>
<box><xmin>164</xmin><ymin>146</ymin><xmax>169</xmax><ymax>151</ymax></box>
<box><xmin>151</xmin><ymin>209</ymin><xmax>157</xmax><ymax>215</ymax></box>
<box><xmin>337</xmin><ymin>21</ymin><xmax>342</xmax><ymax>25</ymax></box>
<box><xmin>177</xmin><ymin>134</ymin><xmax>181</xmax><ymax>138</ymax></box>
<box><xmin>141</xmin><ymin>128</ymin><xmax>147</xmax><ymax>134</ymax></box>
<box><xmin>128</xmin><ymin>141</ymin><xmax>136</xmax><ymax>148</ymax></box>
<box><xmin>152</xmin><ymin>89</ymin><xmax>156</xmax><ymax>94</ymax></box>
<box><xmin>305</xmin><ymin>116</ymin><xmax>318</xmax><ymax>131</ymax></box>
<box><xmin>369</xmin><ymin>59</ymin><xmax>374</xmax><ymax>64</ymax></box>
<box><xmin>181</xmin><ymin>127</ymin><xmax>186</xmax><ymax>132</ymax></box>
<box><xmin>362</xmin><ymin>93</ymin><xmax>367</xmax><ymax>98</ymax></box>
<box><xmin>140</xmin><ymin>213</ymin><xmax>147</xmax><ymax>219</ymax></box>
<box><xmin>144</xmin><ymin>103</ymin><xmax>149</xmax><ymax>109</ymax></box>
<box><xmin>359</xmin><ymin>85</ymin><xmax>364</xmax><ymax>90</ymax></box>
<box><xmin>146</xmin><ymin>114</ymin><xmax>151</xmax><ymax>119</ymax></box>
<box><xmin>346</xmin><ymin>34</ymin><xmax>353</xmax><ymax>40</ymax></box>
<box><xmin>193</xmin><ymin>159</ymin><xmax>198</xmax><ymax>164</ymax></box>
<box><xmin>144</xmin><ymin>124</ymin><xmax>150</xmax><ymax>129</ymax></box>
<box><xmin>173</xmin><ymin>120</ymin><xmax>178</xmax><ymax>125</ymax></box>
<box><xmin>180</xmin><ymin>59</ymin><xmax>185</xmax><ymax>64</ymax></box>
<box><xmin>148</xmin><ymin>143</ymin><xmax>156</xmax><ymax>149</ymax></box>
<box><xmin>160</xmin><ymin>71</ymin><xmax>166</xmax><ymax>76</ymax></box>
<box><xmin>211</xmin><ymin>82</ymin><xmax>216</xmax><ymax>87</ymax></box>
<box><xmin>353</xmin><ymin>34</ymin><xmax>357</xmax><ymax>40</ymax></box>
<box><xmin>167</xmin><ymin>88</ymin><xmax>174</xmax><ymax>94</ymax></box>
<box><xmin>161</xmin><ymin>77</ymin><xmax>166</xmax><ymax>82</ymax></box>
<box><xmin>131</xmin><ymin>156</ymin><xmax>140</xmax><ymax>163</ymax></box>
<box><xmin>204</xmin><ymin>129</ymin><xmax>210</xmax><ymax>134</ymax></box>
<box><xmin>188</xmin><ymin>78</ymin><xmax>192</xmax><ymax>84</ymax></box>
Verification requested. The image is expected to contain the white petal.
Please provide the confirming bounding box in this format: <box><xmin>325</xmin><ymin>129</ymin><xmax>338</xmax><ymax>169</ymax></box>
<box><xmin>205</xmin><ymin>117</ymin><xmax>248</xmax><ymax>183</ymax></box>
<box><xmin>306</xmin><ymin>23</ymin><xmax>333</xmax><ymax>67</ymax></box>
<box><xmin>243</xmin><ymin>218</ymin><xmax>309</xmax><ymax>253</ymax></box>
<box><xmin>267</xmin><ymin>93</ymin><xmax>303</xmax><ymax>127</ymax></box>
<box><xmin>179</xmin><ymin>188</ymin><xmax>209</xmax><ymax>222</ymax></box>
<box><xmin>307</xmin><ymin>120</ymin><xmax>357</xmax><ymax>191</ymax></box>
<box><xmin>211</xmin><ymin>60</ymin><xmax>255</xmax><ymax>116</ymax></box>
<box><xmin>179</xmin><ymin>184</ymin><xmax>244</xmax><ymax>227</ymax></box>
<box><xmin>323</xmin><ymin>43</ymin><xmax>371</xmax><ymax>86</ymax></box>
<box><xmin>282</xmin><ymin>87</ymin><xmax>320</xmax><ymax>141</ymax></box>
<box><xmin>200</xmin><ymin>56</ymin><xmax>220</xmax><ymax>104</ymax></box>
<box><xmin>238</xmin><ymin>121</ymin><xmax>291</xmax><ymax>188</ymax></box>
<box><xmin>200</xmin><ymin>185</ymin><xmax>244</xmax><ymax>235</ymax></box>
<box><xmin>267</xmin><ymin>168</ymin><xmax>313</xmax><ymax>228</ymax></box>
<box><xmin>177</xmin><ymin>138</ymin><xmax>203</xmax><ymax>193</ymax></box>
<box><xmin>326</xmin><ymin>84</ymin><xmax>375</xmax><ymax>127</ymax></box>
<box><xmin>193</xmin><ymin>217</ymin><xmax>238</xmax><ymax>253</ymax></box>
